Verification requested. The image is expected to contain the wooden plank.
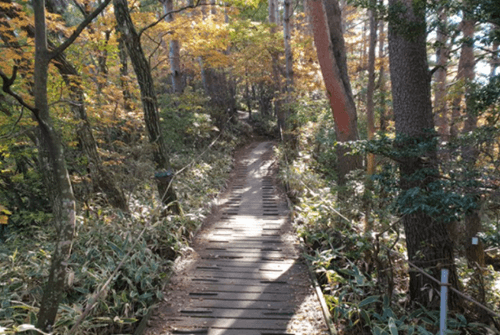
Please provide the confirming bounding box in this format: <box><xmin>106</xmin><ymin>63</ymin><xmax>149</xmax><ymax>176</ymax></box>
<box><xmin>195</xmin><ymin>260</ymin><xmax>293</xmax><ymax>270</ymax></box>
<box><xmin>185</xmin><ymin>299</ymin><xmax>297</xmax><ymax>310</ymax></box>
<box><xmin>170</xmin><ymin>328</ymin><xmax>294</xmax><ymax>335</ymax></box>
<box><xmin>187</xmin><ymin>291</ymin><xmax>292</xmax><ymax>301</ymax></box>
<box><xmin>168</xmin><ymin>317</ymin><xmax>290</xmax><ymax>330</ymax></box>
<box><xmin>190</xmin><ymin>284</ymin><xmax>294</xmax><ymax>294</ymax></box>
<box><xmin>178</xmin><ymin>308</ymin><xmax>295</xmax><ymax>319</ymax></box>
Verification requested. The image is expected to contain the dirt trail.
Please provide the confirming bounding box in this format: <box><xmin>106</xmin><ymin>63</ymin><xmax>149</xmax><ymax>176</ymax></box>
<box><xmin>145</xmin><ymin>141</ymin><xmax>329</xmax><ymax>335</ymax></box>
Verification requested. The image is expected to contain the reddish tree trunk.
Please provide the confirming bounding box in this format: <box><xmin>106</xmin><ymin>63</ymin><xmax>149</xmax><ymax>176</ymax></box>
<box><xmin>308</xmin><ymin>0</ymin><xmax>361</xmax><ymax>186</ymax></box>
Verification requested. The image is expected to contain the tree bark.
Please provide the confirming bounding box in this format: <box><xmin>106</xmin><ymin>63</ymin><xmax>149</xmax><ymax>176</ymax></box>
<box><xmin>308</xmin><ymin>0</ymin><xmax>362</xmax><ymax>186</ymax></box>
<box><xmin>433</xmin><ymin>9</ymin><xmax>449</xmax><ymax>139</ymax></box>
<box><xmin>388</xmin><ymin>0</ymin><xmax>459</xmax><ymax>307</ymax></box>
<box><xmin>450</xmin><ymin>19</ymin><xmax>475</xmax><ymax>139</ymax></box>
<box><xmin>457</xmin><ymin>9</ymin><xmax>486</xmax><ymax>304</ymax></box>
<box><xmin>114</xmin><ymin>0</ymin><xmax>180</xmax><ymax>213</ymax></box>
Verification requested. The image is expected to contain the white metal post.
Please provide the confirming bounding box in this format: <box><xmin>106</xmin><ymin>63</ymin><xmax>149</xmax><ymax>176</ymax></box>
<box><xmin>440</xmin><ymin>268</ymin><xmax>449</xmax><ymax>335</ymax></box>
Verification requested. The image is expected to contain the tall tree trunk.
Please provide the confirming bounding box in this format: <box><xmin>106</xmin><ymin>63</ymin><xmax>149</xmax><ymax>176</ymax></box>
<box><xmin>308</xmin><ymin>0</ymin><xmax>362</xmax><ymax>187</ymax></box>
<box><xmin>364</xmin><ymin>1</ymin><xmax>377</xmax><ymax>232</ymax></box>
<box><xmin>457</xmin><ymin>10</ymin><xmax>485</xmax><ymax>304</ymax></box>
<box><xmin>114</xmin><ymin>0</ymin><xmax>180</xmax><ymax>213</ymax></box>
<box><xmin>162</xmin><ymin>0</ymin><xmax>184</xmax><ymax>94</ymax></box>
<box><xmin>450</xmin><ymin>19</ymin><xmax>475</xmax><ymax>139</ymax></box>
<box><xmin>283</xmin><ymin>0</ymin><xmax>294</xmax><ymax>92</ymax></box>
<box><xmin>388</xmin><ymin>0</ymin><xmax>459</xmax><ymax>307</ymax></box>
<box><xmin>269</xmin><ymin>0</ymin><xmax>284</xmax><ymax>137</ymax></box>
<box><xmin>378</xmin><ymin>16</ymin><xmax>387</xmax><ymax>132</ymax></box>
<box><xmin>434</xmin><ymin>9</ymin><xmax>450</xmax><ymax>139</ymax></box>
<box><xmin>32</xmin><ymin>2</ymin><xmax>77</xmax><ymax>330</ymax></box>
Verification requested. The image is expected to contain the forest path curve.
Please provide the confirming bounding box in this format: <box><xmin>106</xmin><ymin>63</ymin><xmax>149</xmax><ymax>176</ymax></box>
<box><xmin>144</xmin><ymin>141</ymin><xmax>329</xmax><ymax>335</ymax></box>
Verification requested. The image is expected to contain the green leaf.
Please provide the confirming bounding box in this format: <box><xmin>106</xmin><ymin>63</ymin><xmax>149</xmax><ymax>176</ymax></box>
<box><xmin>416</xmin><ymin>326</ymin><xmax>433</xmax><ymax>335</ymax></box>
<box><xmin>359</xmin><ymin>295</ymin><xmax>380</xmax><ymax>307</ymax></box>
<box><xmin>388</xmin><ymin>317</ymin><xmax>398</xmax><ymax>335</ymax></box>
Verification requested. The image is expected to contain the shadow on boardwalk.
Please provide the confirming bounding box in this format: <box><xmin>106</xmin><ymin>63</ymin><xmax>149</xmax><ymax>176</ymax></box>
<box><xmin>145</xmin><ymin>142</ymin><xmax>329</xmax><ymax>335</ymax></box>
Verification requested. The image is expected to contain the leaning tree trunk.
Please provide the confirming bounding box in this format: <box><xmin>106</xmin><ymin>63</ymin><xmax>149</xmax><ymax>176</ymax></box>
<box><xmin>114</xmin><ymin>0</ymin><xmax>180</xmax><ymax>213</ymax></box>
<box><xmin>308</xmin><ymin>0</ymin><xmax>362</xmax><ymax>187</ymax></box>
<box><xmin>51</xmin><ymin>49</ymin><xmax>128</xmax><ymax>211</ymax></box>
<box><xmin>388</xmin><ymin>0</ymin><xmax>459</xmax><ymax>308</ymax></box>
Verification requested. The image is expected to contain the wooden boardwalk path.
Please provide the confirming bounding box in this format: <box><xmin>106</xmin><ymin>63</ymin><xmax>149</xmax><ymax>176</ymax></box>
<box><xmin>145</xmin><ymin>142</ymin><xmax>329</xmax><ymax>335</ymax></box>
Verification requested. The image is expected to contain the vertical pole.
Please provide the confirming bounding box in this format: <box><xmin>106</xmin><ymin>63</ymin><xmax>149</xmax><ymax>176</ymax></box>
<box><xmin>440</xmin><ymin>268</ymin><xmax>449</xmax><ymax>335</ymax></box>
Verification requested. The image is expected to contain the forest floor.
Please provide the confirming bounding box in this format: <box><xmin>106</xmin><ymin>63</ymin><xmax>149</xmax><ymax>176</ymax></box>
<box><xmin>143</xmin><ymin>140</ymin><xmax>330</xmax><ymax>335</ymax></box>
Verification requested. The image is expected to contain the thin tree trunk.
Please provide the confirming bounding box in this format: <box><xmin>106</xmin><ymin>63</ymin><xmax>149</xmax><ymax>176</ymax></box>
<box><xmin>378</xmin><ymin>16</ymin><xmax>387</xmax><ymax>132</ymax></box>
<box><xmin>269</xmin><ymin>0</ymin><xmax>285</xmax><ymax>137</ymax></box>
<box><xmin>245</xmin><ymin>76</ymin><xmax>252</xmax><ymax>120</ymax></box>
<box><xmin>117</xmin><ymin>29</ymin><xmax>133</xmax><ymax>112</ymax></box>
<box><xmin>308</xmin><ymin>0</ymin><xmax>362</xmax><ymax>187</ymax></box>
<box><xmin>283</xmin><ymin>0</ymin><xmax>294</xmax><ymax>91</ymax></box>
<box><xmin>491</xmin><ymin>25</ymin><xmax>499</xmax><ymax>77</ymax></box>
<box><xmin>42</xmin><ymin>0</ymin><xmax>128</xmax><ymax>211</ymax></box>
<box><xmin>364</xmin><ymin>1</ymin><xmax>377</xmax><ymax>233</ymax></box>
<box><xmin>114</xmin><ymin>0</ymin><xmax>180</xmax><ymax>213</ymax></box>
<box><xmin>388</xmin><ymin>0</ymin><xmax>459</xmax><ymax>308</ymax></box>
<box><xmin>51</xmin><ymin>49</ymin><xmax>129</xmax><ymax>211</ymax></box>
<box><xmin>163</xmin><ymin>0</ymin><xmax>183</xmax><ymax>94</ymax></box>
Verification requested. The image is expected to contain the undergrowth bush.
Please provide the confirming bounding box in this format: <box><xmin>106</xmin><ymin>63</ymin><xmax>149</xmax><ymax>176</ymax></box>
<box><xmin>277</xmin><ymin>96</ymin><xmax>499</xmax><ymax>335</ymax></box>
<box><xmin>0</xmin><ymin>119</ymin><xmax>243</xmax><ymax>334</ymax></box>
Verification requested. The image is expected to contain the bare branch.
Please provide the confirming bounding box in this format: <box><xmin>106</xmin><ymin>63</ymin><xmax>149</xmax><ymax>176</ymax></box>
<box><xmin>50</xmin><ymin>0</ymin><xmax>112</xmax><ymax>59</ymax></box>
<box><xmin>0</xmin><ymin>106</ymin><xmax>25</xmax><ymax>140</ymax></box>
<box><xmin>0</xmin><ymin>67</ymin><xmax>35</xmax><ymax>112</ymax></box>
<box><xmin>138</xmin><ymin>0</ymin><xmax>206</xmax><ymax>37</ymax></box>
